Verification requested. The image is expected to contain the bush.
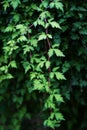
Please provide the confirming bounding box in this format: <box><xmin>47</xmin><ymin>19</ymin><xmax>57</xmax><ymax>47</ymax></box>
<box><xmin>0</xmin><ymin>0</ymin><xmax>87</xmax><ymax>130</ymax></box>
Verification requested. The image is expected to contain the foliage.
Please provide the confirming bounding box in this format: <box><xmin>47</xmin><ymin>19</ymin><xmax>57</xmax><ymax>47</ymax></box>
<box><xmin>0</xmin><ymin>0</ymin><xmax>87</xmax><ymax>130</ymax></box>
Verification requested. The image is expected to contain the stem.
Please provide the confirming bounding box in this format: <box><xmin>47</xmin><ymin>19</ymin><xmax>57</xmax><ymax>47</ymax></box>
<box><xmin>28</xmin><ymin>33</ymin><xmax>32</xmax><ymax>58</ymax></box>
<box><xmin>40</xmin><ymin>0</ymin><xmax>51</xmax><ymax>86</ymax></box>
<box><xmin>40</xmin><ymin>0</ymin><xmax>52</xmax><ymax>122</ymax></box>
<box><xmin>29</xmin><ymin>24</ymin><xmax>33</xmax><ymax>28</ymax></box>
<box><xmin>45</xmin><ymin>24</ymin><xmax>51</xmax><ymax>86</ymax></box>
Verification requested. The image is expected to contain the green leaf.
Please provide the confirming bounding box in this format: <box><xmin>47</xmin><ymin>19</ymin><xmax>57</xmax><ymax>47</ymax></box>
<box><xmin>52</xmin><ymin>44</ymin><xmax>59</xmax><ymax>48</ymax></box>
<box><xmin>10</xmin><ymin>0</ymin><xmax>21</xmax><ymax>9</ymax></box>
<box><xmin>38</xmin><ymin>33</ymin><xmax>47</xmax><ymax>41</ymax></box>
<box><xmin>30</xmin><ymin>72</ymin><xmax>36</xmax><ymax>80</ymax></box>
<box><xmin>79</xmin><ymin>29</ymin><xmax>87</xmax><ymax>35</ymax></box>
<box><xmin>50</xmin><ymin>113</ymin><xmax>55</xmax><ymax>119</ymax></box>
<box><xmin>37</xmin><ymin>61</ymin><xmax>45</xmax><ymax>68</ymax></box>
<box><xmin>50</xmin><ymin>72</ymin><xmax>54</xmax><ymax>79</ymax></box>
<box><xmin>22</xmin><ymin>61</ymin><xmax>31</xmax><ymax>73</ymax></box>
<box><xmin>55</xmin><ymin>72</ymin><xmax>66</xmax><ymax>80</ymax></box>
<box><xmin>55</xmin><ymin>113</ymin><xmax>64</xmax><ymax>120</ymax></box>
<box><xmin>45</xmin><ymin>100</ymin><xmax>55</xmax><ymax>109</ymax></box>
<box><xmin>37</xmin><ymin>19</ymin><xmax>45</xmax><ymax>27</ymax></box>
<box><xmin>23</xmin><ymin>45</ymin><xmax>30</xmax><ymax>55</ymax></box>
<box><xmin>34</xmin><ymin>21</ymin><xmax>38</xmax><ymax>27</ymax></box>
<box><xmin>52</xmin><ymin>67</ymin><xmax>59</xmax><ymax>72</ymax></box>
<box><xmin>13</xmin><ymin>14</ymin><xmax>20</xmax><ymax>22</ymax></box>
<box><xmin>16</xmin><ymin>24</ymin><xmax>27</xmax><ymax>34</ymax></box>
<box><xmin>2</xmin><ymin>1</ymin><xmax>9</xmax><ymax>10</ymax></box>
<box><xmin>45</xmin><ymin>61</ymin><xmax>50</xmax><ymax>69</ymax></box>
<box><xmin>30</xmin><ymin>39</ymin><xmax>38</xmax><ymax>47</ymax></box>
<box><xmin>33</xmin><ymin>80</ymin><xmax>44</xmax><ymax>91</ymax></box>
<box><xmin>40</xmin><ymin>11</ymin><xmax>51</xmax><ymax>20</ymax></box>
<box><xmin>55</xmin><ymin>2</ymin><xmax>63</xmax><ymax>12</ymax></box>
<box><xmin>50</xmin><ymin>21</ymin><xmax>61</xmax><ymax>29</ymax></box>
<box><xmin>47</xmin><ymin>34</ymin><xmax>52</xmax><ymax>39</ymax></box>
<box><xmin>17</xmin><ymin>35</ymin><xmax>27</xmax><ymax>42</ymax></box>
<box><xmin>16</xmin><ymin>24</ymin><xmax>24</xmax><ymax>29</ymax></box>
<box><xmin>54</xmin><ymin>49</ymin><xmax>65</xmax><ymax>57</ymax></box>
<box><xmin>44</xmin><ymin>119</ymin><xmax>55</xmax><ymax>129</ymax></box>
<box><xmin>49</xmin><ymin>2</ymin><xmax>55</xmax><ymax>8</ymax></box>
<box><xmin>48</xmin><ymin>49</ymin><xmax>54</xmax><ymax>57</ymax></box>
<box><xmin>9</xmin><ymin>61</ymin><xmax>17</xmax><ymax>68</ymax></box>
<box><xmin>4</xmin><ymin>25</ymin><xmax>14</xmax><ymax>32</ymax></box>
<box><xmin>40</xmin><ymin>0</ymin><xmax>49</xmax><ymax>8</ymax></box>
<box><xmin>54</xmin><ymin>94</ymin><xmax>64</xmax><ymax>102</ymax></box>
<box><xmin>62</xmin><ymin>62</ymin><xmax>70</xmax><ymax>73</ymax></box>
<box><xmin>6</xmin><ymin>73</ymin><xmax>14</xmax><ymax>79</ymax></box>
<box><xmin>0</xmin><ymin>66</ymin><xmax>8</xmax><ymax>73</ymax></box>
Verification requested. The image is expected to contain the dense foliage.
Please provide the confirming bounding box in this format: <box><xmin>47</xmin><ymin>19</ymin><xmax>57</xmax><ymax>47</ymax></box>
<box><xmin>0</xmin><ymin>0</ymin><xmax>87</xmax><ymax>130</ymax></box>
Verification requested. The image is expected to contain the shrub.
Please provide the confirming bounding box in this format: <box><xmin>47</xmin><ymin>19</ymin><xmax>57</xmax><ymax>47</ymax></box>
<box><xmin>0</xmin><ymin>0</ymin><xmax>87</xmax><ymax>130</ymax></box>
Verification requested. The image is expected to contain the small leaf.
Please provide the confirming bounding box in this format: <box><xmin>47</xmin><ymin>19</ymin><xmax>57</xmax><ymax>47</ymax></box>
<box><xmin>16</xmin><ymin>24</ymin><xmax>24</xmax><ymax>29</ymax></box>
<box><xmin>9</xmin><ymin>61</ymin><xmax>17</xmax><ymax>68</ymax></box>
<box><xmin>44</xmin><ymin>119</ymin><xmax>55</xmax><ymax>129</ymax></box>
<box><xmin>48</xmin><ymin>49</ymin><xmax>54</xmax><ymax>57</ymax></box>
<box><xmin>79</xmin><ymin>29</ymin><xmax>87</xmax><ymax>35</ymax></box>
<box><xmin>40</xmin><ymin>11</ymin><xmax>51</xmax><ymax>20</ymax></box>
<box><xmin>52</xmin><ymin>67</ymin><xmax>59</xmax><ymax>72</ymax></box>
<box><xmin>17</xmin><ymin>35</ymin><xmax>27</xmax><ymax>42</ymax></box>
<box><xmin>37</xmin><ymin>19</ymin><xmax>45</xmax><ymax>27</ymax></box>
<box><xmin>49</xmin><ymin>2</ymin><xmax>55</xmax><ymax>8</ymax></box>
<box><xmin>52</xmin><ymin>44</ymin><xmax>59</xmax><ymax>48</ymax></box>
<box><xmin>50</xmin><ymin>113</ymin><xmax>55</xmax><ymax>119</ymax></box>
<box><xmin>55</xmin><ymin>113</ymin><xmax>64</xmax><ymax>120</ymax></box>
<box><xmin>55</xmin><ymin>2</ymin><xmax>63</xmax><ymax>12</ymax></box>
<box><xmin>30</xmin><ymin>72</ymin><xmax>36</xmax><ymax>80</ymax></box>
<box><xmin>10</xmin><ymin>0</ymin><xmax>21</xmax><ymax>9</ymax></box>
<box><xmin>40</xmin><ymin>0</ymin><xmax>49</xmax><ymax>8</ymax></box>
<box><xmin>38</xmin><ymin>33</ymin><xmax>47</xmax><ymax>41</ymax></box>
<box><xmin>62</xmin><ymin>62</ymin><xmax>70</xmax><ymax>73</ymax></box>
<box><xmin>33</xmin><ymin>80</ymin><xmax>44</xmax><ymax>91</ymax></box>
<box><xmin>34</xmin><ymin>21</ymin><xmax>38</xmax><ymax>27</ymax></box>
<box><xmin>55</xmin><ymin>72</ymin><xmax>66</xmax><ymax>80</ymax></box>
<box><xmin>38</xmin><ymin>61</ymin><xmax>45</xmax><ymax>68</ymax></box>
<box><xmin>54</xmin><ymin>94</ymin><xmax>64</xmax><ymax>102</ymax></box>
<box><xmin>2</xmin><ymin>1</ymin><xmax>9</xmax><ymax>10</ymax></box>
<box><xmin>45</xmin><ymin>61</ymin><xmax>50</xmax><ymax>69</ymax></box>
<box><xmin>47</xmin><ymin>34</ymin><xmax>52</xmax><ymax>39</ymax></box>
<box><xmin>50</xmin><ymin>72</ymin><xmax>54</xmax><ymax>79</ymax></box>
<box><xmin>7</xmin><ymin>73</ymin><xmax>14</xmax><ymax>79</ymax></box>
<box><xmin>22</xmin><ymin>61</ymin><xmax>31</xmax><ymax>73</ymax></box>
<box><xmin>13</xmin><ymin>14</ymin><xmax>20</xmax><ymax>22</ymax></box>
<box><xmin>54</xmin><ymin>49</ymin><xmax>65</xmax><ymax>57</ymax></box>
<box><xmin>23</xmin><ymin>45</ymin><xmax>30</xmax><ymax>55</ymax></box>
<box><xmin>4</xmin><ymin>25</ymin><xmax>14</xmax><ymax>32</ymax></box>
<box><xmin>30</xmin><ymin>39</ymin><xmax>38</xmax><ymax>47</ymax></box>
<box><xmin>50</xmin><ymin>21</ymin><xmax>61</xmax><ymax>29</ymax></box>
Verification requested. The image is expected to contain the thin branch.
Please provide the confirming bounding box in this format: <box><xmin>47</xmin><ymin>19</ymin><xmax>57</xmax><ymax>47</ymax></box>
<box><xmin>40</xmin><ymin>0</ymin><xmax>51</xmax><ymax>86</ymax></box>
<box><xmin>28</xmin><ymin>33</ymin><xmax>32</xmax><ymax>58</ymax></box>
